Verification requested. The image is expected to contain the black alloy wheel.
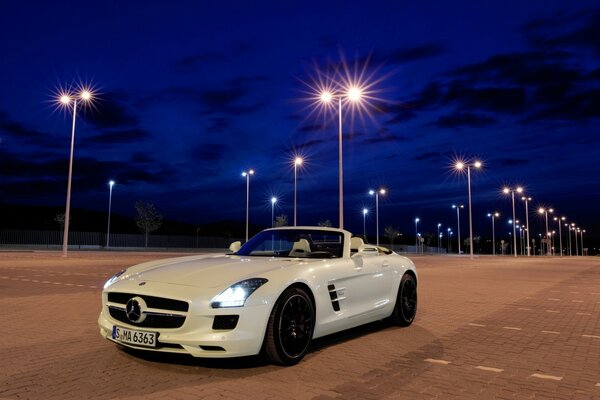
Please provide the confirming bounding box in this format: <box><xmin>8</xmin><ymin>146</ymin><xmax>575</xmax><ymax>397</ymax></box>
<box><xmin>265</xmin><ymin>287</ymin><xmax>314</xmax><ymax>365</ymax></box>
<box><xmin>391</xmin><ymin>273</ymin><xmax>417</xmax><ymax>327</ymax></box>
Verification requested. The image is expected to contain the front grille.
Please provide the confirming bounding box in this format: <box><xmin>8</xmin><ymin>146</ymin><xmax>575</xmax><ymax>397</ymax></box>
<box><xmin>107</xmin><ymin>292</ymin><xmax>189</xmax><ymax>329</ymax></box>
<box><xmin>108</xmin><ymin>292</ymin><xmax>189</xmax><ymax>312</ymax></box>
<box><xmin>108</xmin><ymin>307</ymin><xmax>186</xmax><ymax>328</ymax></box>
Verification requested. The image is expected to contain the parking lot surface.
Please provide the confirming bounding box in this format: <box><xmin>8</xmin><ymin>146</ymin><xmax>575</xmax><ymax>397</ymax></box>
<box><xmin>0</xmin><ymin>251</ymin><xmax>599</xmax><ymax>399</ymax></box>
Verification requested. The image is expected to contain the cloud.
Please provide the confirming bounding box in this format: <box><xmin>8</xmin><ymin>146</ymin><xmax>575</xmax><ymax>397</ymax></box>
<box><xmin>496</xmin><ymin>158</ymin><xmax>531</xmax><ymax>167</ymax></box>
<box><xmin>190</xmin><ymin>143</ymin><xmax>228</xmax><ymax>162</ymax></box>
<box><xmin>386</xmin><ymin>43</ymin><xmax>445</xmax><ymax>64</ymax></box>
<box><xmin>86</xmin><ymin>128</ymin><xmax>152</xmax><ymax>145</ymax></box>
<box><xmin>84</xmin><ymin>92</ymin><xmax>138</xmax><ymax>129</ymax></box>
<box><xmin>435</xmin><ymin>112</ymin><xmax>497</xmax><ymax>129</ymax></box>
<box><xmin>444</xmin><ymin>84</ymin><xmax>527</xmax><ymax>114</ymax></box>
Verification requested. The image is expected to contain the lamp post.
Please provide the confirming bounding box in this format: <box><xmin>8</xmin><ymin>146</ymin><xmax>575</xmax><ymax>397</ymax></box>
<box><xmin>503</xmin><ymin>187</ymin><xmax>523</xmax><ymax>257</ymax></box>
<box><xmin>271</xmin><ymin>197</ymin><xmax>277</xmax><ymax>228</ymax></box>
<box><xmin>242</xmin><ymin>169</ymin><xmax>254</xmax><ymax>242</ymax></box>
<box><xmin>554</xmin><ymin>216</ymin><xmax>565</xmax><ymax>256</ymax></box>
<box><xmin>437</xmin><ymin>223</ymin><xmax>441</xmax><ymax>253</ymax></box>
<box><xmin>293</xmin><ymin>157</ymin><xmax>303</xmax><ymax>226</ymax></box>
<box><xmin>414</xmin><ymin>218</ymin><xmax>420</xmax><ymax>253</ymax></box>
<box><xmin>106</xmin><ymin>180</ymin><xmax>115</xmax><ymax>248</ymax></box>
<box><xmin>565</xmin><ymin>223</ymin><xmax>572</xmax><ymax>256</ymax></box>
<box><xmin>487</xmin><ymin>212</ymin><xmax>499</xmax><ymax>255</ymax></box>
<box><xmin>521</xmin><ymin>196</ymin><xmax>532</xmax><ymax>256</ymax></box>
<box><xmin>58</xmin><ymin>88</ymin><xmax>94</xmax><ymax>257</ymax></box>
<box><xmin>455</xmin><ymin>160</ymin><xmax>482</xmax><ymax>259</ymax></box>
<box><xmin>538</xmin><ymin>207</ymin><xmax>553</xmax><ymax>256</ymax></box>
<box><xmin>580</xmin><ymin>228</ymin><xmax>585</xmax><ymax>256</ymax></box>
<box><xmin>571</xmin><ymin>224</ymin><xmax>578</xmax><ymax>256</ymax></box>
<box><xmin>369</xmin><ymin>189</ymin><xmax>386</xmax><ymax>246</ymax></box>
<box><xmin>452</xmin><ymin>204</ymin><xmax>464</xmax><ymax>254</ymax></box>
<box><xmin>320</xmin><ymin>87</ymin><xmax>364</xmax><ymax>229</ymax></box>
<box><xmin>362</xmin><ymin>208</ymin><xmax>368</xmax><ymax>237</ymax></box>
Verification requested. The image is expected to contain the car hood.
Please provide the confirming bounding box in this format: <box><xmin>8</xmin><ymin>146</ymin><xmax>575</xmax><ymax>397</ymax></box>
<box><xmin>119</xmin><ymin>254</ymin><xmax>307</xmax><ymax>289</ymax></box>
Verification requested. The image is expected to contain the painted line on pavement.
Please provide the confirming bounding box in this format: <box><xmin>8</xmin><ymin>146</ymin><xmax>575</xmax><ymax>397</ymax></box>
<box><xmin>468</xmin><ymin>323</ymin><xmax>486</xmax><ymax>327</ymax></box>
<box><xmin>541</xmin><ymin>330</ymin><xmax>560</xmax><ymax>335</ymax></box>
<box><xmin>546</xmin><ymin>310</ymin><xmax>560</xmax><ymax>313</ymax></box>
<box><xmin>475</xmin><ymin>366</ymin><xmax>503</xmax><ymax>373</ymax></box>
<box><xmin>0</xmin><ymin>276</ymin><xmax>98</xmax><ymax>289</ymax></box>
<box><xmin>571</xmin><ymin>300</ymin><xmax>584</xmax><ymax>303</ymax></box>
<box><xmin>549</xmin><ymin>290</ymin><xmax>560</xmax><ymax>293</ymax></box>
<box><xmin>503</xmin><ymin>326</ymin><xmax>522</xmax><ymax>331</ymax></box>
<box><xmin>576</xmin><ymin>312</ymin><xmax>591</xmax><ymax>316</ymax></box>
<box><xmin>596</xmin><ymin>383</ymin><xmax>600</xmax><ymax>387</ymax></box>
<box><xmin>531</xmin><ymin>373</ymin><xmax>563</xmax><ymax>381</ymax></box>
<box><xmin>518</xmin><ymin>307</ymin><xmax>532</xmax><ymax>311</ymax></box>
<box><xmin>582</xmin><ymin>334</ymin><xmax>600</xmax><ymax>339</ymax></box>
<box><xmin>547</xmin><ymin>298</ymin><xmax>560</xmax><ymax>301</ymax></box>
<box><xmin>569</xmin><ymin>291</ymin><xmax>580</xmax><ymax>294</ymax></box>
<box><xmin>424</xmin><ymin>358</ymin><xmax>451</xmax><ymax>365</ymax></box>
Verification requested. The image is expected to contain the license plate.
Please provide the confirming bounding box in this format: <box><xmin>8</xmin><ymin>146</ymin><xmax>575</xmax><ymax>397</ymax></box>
<box><xmin>112</xmin><ymin>325</ymin><xmax>157</xmax><ymax>348</ymax></box>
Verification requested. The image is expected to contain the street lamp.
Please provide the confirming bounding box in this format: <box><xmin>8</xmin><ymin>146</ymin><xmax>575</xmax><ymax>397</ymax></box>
<box><xmin>242</xmin><ymin>169</ymin><xmax>255</xmax><ymax>242</ymax></box>
<box><xmin>487</xmin><ymin>212</ymin><xmax>499</xmax><ymax>255</ymax></box>
<box><xmin>437</xmin><ymin>223</ymin><xmax>442</xmax><ymax>253</ymax></box>
<box><xmin>414</xmin><ymin>218</ymin><xmax>420</xmax><ymax>253</ymax></box>
<box><xmin>554</xmin><ymin>216</ymin><xmax>565</xmax><ymax>256</ymax></box>
<box><xmin>106</xmin><ymin>180</ymin><xmax>115</xmax><ymax>248</ymax></box>
<box><xmin>362</xmin><ymin>208</ymin><xmax>368</xmax><ymax>237</ymax></box>
<box><xmin>58</xmin><ymin>87</ymin><xmax>95</xmax><ymax>257</ymax></box>
<box><xmin>503</xmin><ymin>186</ymin><xmax>523</xmax><ymax>257</ymax></box>
<box><xmin>580</xmin><ymin>228</ymin><xmax>586</xmax><ymax>256</ymax></box>
<box><xmin>538</xmin><ymin>207</ymin><xmax>553</xmax><ymax>256</ymax></box>
<box><xmin>565</xmin><ymin>222</ymin><xmax>572</xmax><ymax>256</ymax></box>
<box><xmin>271</xmin><ymin>197</ymin><xmax>277</xmax><ymax>228</ymax></box>
<box><xmin>293</xmin><ymin>157</ymin><xmax>303</xmax><ymax>226</ymax></box>
<box><xmin>521</xmin><ymin>196</ymin><xmax>532</xmax><ymax>256</ymax></box>
<box><xmin>369</xmin><ymin>189</ymin><xmax>386</xmax><ymax>246</ymax></box>
<box><xmin>320</xmin><ymin>85</ymin><xmax>364</xmax><ymax>229</ymax></box>
<box><xmin>452</xmin><ymin>204</ymin><xmax>464</xmax><ymax>254</ymax></box>
<box><xmin>455</xmin><ymin>160</ymin><xmax>482</xmax><ymax>259</ymax></box>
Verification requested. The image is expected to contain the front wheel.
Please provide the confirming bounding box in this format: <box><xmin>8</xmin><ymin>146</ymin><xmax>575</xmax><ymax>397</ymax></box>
<box><xmin>390</xmin><ymin>273</ymin><xmax>417</xmax><ymax>326</ymax></box>
<box><xmin>264</xmin><ymin>287</ymin><xmax>314</xmax><ymax>365</ymax></box>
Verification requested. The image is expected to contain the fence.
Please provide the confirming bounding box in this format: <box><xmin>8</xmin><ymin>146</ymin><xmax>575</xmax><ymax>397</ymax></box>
<box><xmin>0</xmin><ymin>229</ymin><xmax>239</xmax><ymax>250</ymax></box>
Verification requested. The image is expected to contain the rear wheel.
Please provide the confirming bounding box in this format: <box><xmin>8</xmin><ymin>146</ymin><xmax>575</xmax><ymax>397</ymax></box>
<box><xmin>391</xmin><ymin>273</ymin><xmax>417</xmax><ymax>326</ymax></box>
<box><xmin>264</xmin><ymin>287</ymin><xmax>314</xmax><ymax>365</ymax></box>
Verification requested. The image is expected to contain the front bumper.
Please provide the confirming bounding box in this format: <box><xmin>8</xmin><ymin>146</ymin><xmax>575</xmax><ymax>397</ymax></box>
<box><xmin>98</xmin><ymin>302</ymin><xmax>271</xmax><ymax>358</ymax></box>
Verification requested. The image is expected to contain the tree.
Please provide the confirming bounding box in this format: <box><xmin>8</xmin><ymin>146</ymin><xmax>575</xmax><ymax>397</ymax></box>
<box><xmin>53</xmin><ymin>213</ymin><xmax>69</xmax><ymax>230</ymax></box>
<box><xmin>135</xmin><ymin>201</ymin><xmax>163</xmax><ymax>247</ymax></box>
<box><xmin>274</xmin><ymin>214</ymin><xmax>288</xmax><ymax>227</ymax></box>
<box><xmin>384</xmin><ymin>226</ymin><xmax>400</xmax><ymax>245</ymax></box>
<box><xmin>317</xmin><ymin>219</ymin><xmax>332</xmax><ymax>227</ymax></box>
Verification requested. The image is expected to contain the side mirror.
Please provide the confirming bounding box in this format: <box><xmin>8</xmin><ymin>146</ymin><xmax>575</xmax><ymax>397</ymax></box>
<box><xmin>229</xmin><ymin>241</ymin><xmax>241</xmax><ymax>253</ymax></box>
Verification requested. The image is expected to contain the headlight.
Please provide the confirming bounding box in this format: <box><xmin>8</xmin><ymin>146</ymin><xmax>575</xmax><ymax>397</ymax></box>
<box><xmin>211</xmin><ymin>278</ymin><xmax>268</xmax><ymax>308</ymax></box>
<box><xmin>103</xmin><ymin>269</ymin><xmax>126</xmax><ymax>289</ymax></box>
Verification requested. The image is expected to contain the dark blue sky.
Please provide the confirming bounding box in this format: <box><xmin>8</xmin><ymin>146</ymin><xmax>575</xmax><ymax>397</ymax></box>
<box><xmin>1</xmin><ymin>1</ymin><xmax>599</xmax><ymax>247</ymax></box>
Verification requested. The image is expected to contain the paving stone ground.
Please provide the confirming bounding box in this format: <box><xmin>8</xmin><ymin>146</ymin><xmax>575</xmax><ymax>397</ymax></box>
<box><xmin>0</xmin><ymin>251</ymin><xmax>599</xmax><ymax>399</ymax></box>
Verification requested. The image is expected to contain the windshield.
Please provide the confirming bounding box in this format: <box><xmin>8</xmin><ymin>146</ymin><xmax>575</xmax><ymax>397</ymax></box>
<box><xmin>235</xmin><ymin>229</ymin><xmax>344</xmax><ymax>258</ymax></box>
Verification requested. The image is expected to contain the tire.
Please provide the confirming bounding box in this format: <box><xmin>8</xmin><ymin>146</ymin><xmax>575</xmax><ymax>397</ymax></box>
<box><xmin>264</xmin><ymin>287</ymin><xmax>315</xmax><ymax>366</ymax></box>
<box><xmin>390</xmin><ymin>273</ymin><xmax>417</xmax><ymax>327</ymax></box>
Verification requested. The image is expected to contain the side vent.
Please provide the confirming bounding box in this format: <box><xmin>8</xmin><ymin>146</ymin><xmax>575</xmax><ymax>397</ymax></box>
<box><xmin>328</xmin><ymin>284</ymin><xmax>341</xmax><ymax>312</ymax></box>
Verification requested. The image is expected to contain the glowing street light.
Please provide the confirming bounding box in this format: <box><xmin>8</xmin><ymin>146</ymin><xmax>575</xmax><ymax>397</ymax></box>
<box><xmin>452</xmin><ymin>204</ymin><xmax>464</xmax><ymax>255</ymax></box>
<box><xmin>369</xmin><ymin>188</ymin><xmax>386</xmax><ymax>246</ymax></box>
<box><xmin>57</xmin><ymin>86</ymin><xmax>95</xmax><ymax>257</ymax></box>
<box><xmin>579</xmin><ymin>228</ymin><xmax>586</xmax><ymax>256</ymax></box>
<box><xmin>293</xmin><ymin>157</ymin><xmax>303</xmax><ymax>226</ymax></box>
<box><xmin>553</xmin><ymin>216</ymin><xmax>565</xmax><ymax>256</ymax></box>
<box><xmin>320</xmin><ymin>85</ymin><xmax>365</xmax><ymax>229</ymax></box>
<box><xmin>521</xmin><ymin>196</ymin><xmax>532</xmax><ymax>256</ymax></box>
<box><xmin>503</xmin><ymin>186</ymin><xmax>523</xmax><ymax>257</ymax></box>
<box><xmin>572</xmin><ymin>223</ymin><xmax>579</xmax><ymax>256</ymax></box>
<box><xmin>538</xmin><ymin>207</ymin><xmax>553</xmax><ymax>256</ymax></box>
<box><xmin>242</xmin><ymin>169</ymin><xmax>255</xmax><ymax>242</ymax></box>
<box><xmin>437</xmin><ymin>223</ymin><xmax>442</xmax><ymax>253</ymax></box>
<box><xmin>414</xmin><ymin>217</ymin><xmax>420</xmax><ymax>253</ymax></box>
<box><xmin>362</xmin><ymin>208</ymin><xmax>368</xmax><ymax>237</ymax></box>
<box><xmin>270</xmin><ymin>197</ymin><xmax>277</xmax><ymax>228</ymax></box>
<box><xmin>564</xmin><ymin>222</ymin><xmax>572</xmax><ymax>256</ymax></box>
<box><xmin>487</xmin><ymin>212</ymin><xmax>500</xmax><ymax>255</ymax></box>
<box><xmin>106</xmin><ymin>180</ymin><xmax>115</xmax><ymax>248</ymax></box>
<box><xmin>455</xmin><ymin>160</ymin><xmax>482</xmax><ymax>258</ymax></box>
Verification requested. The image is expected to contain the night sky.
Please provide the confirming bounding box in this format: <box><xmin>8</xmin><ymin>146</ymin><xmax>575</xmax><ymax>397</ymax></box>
<box><xmin>1</xmin><ymin>1</ymin><xmax>599</xmax><ymax>248</ymax></box>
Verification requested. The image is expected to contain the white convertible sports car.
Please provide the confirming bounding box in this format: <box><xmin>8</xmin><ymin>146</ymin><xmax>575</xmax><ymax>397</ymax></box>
<box><xmin>98</xmin><ymin>226</ymin><xmax>417</xmax><ymax>365</ymax></box>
